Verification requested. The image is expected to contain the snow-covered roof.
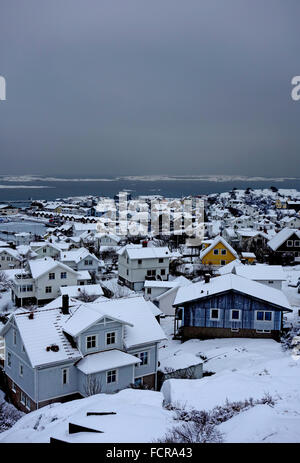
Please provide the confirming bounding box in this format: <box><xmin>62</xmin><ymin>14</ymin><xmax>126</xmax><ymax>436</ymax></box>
<box><xmin>0</xmin><ymin>247</ymin><xmax>21</xmax><ymax>259</ymax></box>
<box><xmin>118</xmin><ymin>245</ymin><xmax>170</xmax><ymax>260</ymax></box>
<box><xmin>144</xmin><ymin>276</ymin><xmax>190</xmax><ymax>289</ymax></box>
<box><xmin>174</xmin><ymin>273</ymin><xmax>291</xmax><ymax>311</ymax></box>
<box><xmin>60</xmin><ymin>284</ymin><xmax>104</xmax><ymax>298</ymax></box>
<box><xmin>232</xmin><ymin>264</ymin><xmax>286</xmax><ymax>281</ymax></box>
<box><xmin>200</xmin><ymin>236</ymin><xmax>238</xmax><ymax>260</ymax></box>
<box><xmin>28</xmin><ymin>257</ymin><xmax>78</xmax><ymax>279</ymax></box>
<box><xmin>77</xmin><ymin>270</ymin><xmax>91</xmax><ymax>280</ymax></box>
<box><xmin>60</xmin><ymin>247</ymin><xmax>100</xmax><ymax>264</ymax></box>
<box><xmin>62</xmin><ymin>304</ymin><xmax>133</xmax><ymax>338</ymax></box>
<box><xmin>76</xmin><ymin>349</ymin><xmax>141</xmax><ymax>374</ymax></box>
<box><xmin>10</xmin><ymin>308</ymin><xmax>82</xmax><ymax>367</ymax></box>
<box><xmin>268</xmin><ymin>228</ymin><xmax>300</xmax><ymax>251</ymax></box>
<box><xmin>241</xmin><ymin>252</ymin><xmax>256</xmax><ymax>258</ymax></box>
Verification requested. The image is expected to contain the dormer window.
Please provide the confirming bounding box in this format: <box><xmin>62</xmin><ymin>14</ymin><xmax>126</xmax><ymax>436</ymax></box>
<box><xmin>86</xmin><ymin>335</ymin><xmax>97</xmax><ymax>349</ymax></box>
<box><xmin>106</xmin><ymin>331</ymin><xmax>116</xmax><ymax>346</ymax></box>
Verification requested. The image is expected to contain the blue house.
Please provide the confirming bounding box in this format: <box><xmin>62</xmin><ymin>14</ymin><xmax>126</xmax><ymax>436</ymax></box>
<box><xmin>0</xmin><ymin>296</ymin><xmax>166</xmax><ymax>413</ymax></box>
<box><xmin>173</xmin><ymin>274</ymin><xmax>292</xmax><ymax>341</ymax></box>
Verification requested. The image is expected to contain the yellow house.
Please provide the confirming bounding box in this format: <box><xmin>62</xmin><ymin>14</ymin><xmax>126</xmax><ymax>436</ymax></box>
<box><xmin>200</xmin><ymin>236</ymin><xmax>238</xmax><ymax>266</ymax></box>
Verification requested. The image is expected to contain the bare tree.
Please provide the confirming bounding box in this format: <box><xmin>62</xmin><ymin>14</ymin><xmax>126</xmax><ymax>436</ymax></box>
<box><xmin>84</xmin><ymin>375</ymin><xmax>104</xmax><ymax>396</ymax></box>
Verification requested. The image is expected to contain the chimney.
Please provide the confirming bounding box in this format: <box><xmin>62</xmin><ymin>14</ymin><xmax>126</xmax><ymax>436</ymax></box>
<box><xmin>62</xmin><ymin>294</ymin><xmax>69</xmax><ymax>315</ymax></box>
<box><xmin>142</xmin><ymin>240</ymin><xmax>148</xmax><ymax>248</ymax></box>
<box><xmin>204</xmin><ymin>273</ymin><xmax>211</xmax><ymax>284</ymax></box>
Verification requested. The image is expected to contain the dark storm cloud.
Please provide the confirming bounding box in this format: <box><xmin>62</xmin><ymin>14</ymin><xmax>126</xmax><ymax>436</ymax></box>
<box><xmin>0</xmin><ymin>0</ymin><xmax>300</xmax><ymax>176</ymax></box>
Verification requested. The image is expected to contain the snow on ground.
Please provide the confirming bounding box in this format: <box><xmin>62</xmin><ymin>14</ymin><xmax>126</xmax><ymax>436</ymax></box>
<box><xmin>0</xmin><ymin>389</ymin><xmax>174</xmax><ymax>443</ymax></box>
<box><xmin>159</xmin><ymin>316</ymin><xmax>300</xmax><ymax>443</ymax></box>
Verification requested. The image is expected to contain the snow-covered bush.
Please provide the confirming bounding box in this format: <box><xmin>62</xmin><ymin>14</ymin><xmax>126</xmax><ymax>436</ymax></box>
<box><xmin>281</xmin><ymin>326</ymin><xmax>300</xmax><ymax>351</ymax></box>
<box><xmin>0</xmin><ymin>400</ymin><xmax>24</xmax><ymax>433</ymax></box>
<box><xmin>158</xmin><ymin>394</ymin><xmax>276</xmax><ymax>443</ymax></box>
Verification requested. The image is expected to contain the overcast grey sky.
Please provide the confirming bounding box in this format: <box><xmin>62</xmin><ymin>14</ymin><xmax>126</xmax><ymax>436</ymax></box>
<box><xmin>0</xmin><ymin>0</ymin><xmax>300</xmax><ymax>177</ymax></box>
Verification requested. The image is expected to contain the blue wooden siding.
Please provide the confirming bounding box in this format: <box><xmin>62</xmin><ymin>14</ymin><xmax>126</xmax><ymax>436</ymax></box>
<box><xmin>183</xmin><ymin>291</ymin><xmax>282</xmax><ymax>331</ymax></box>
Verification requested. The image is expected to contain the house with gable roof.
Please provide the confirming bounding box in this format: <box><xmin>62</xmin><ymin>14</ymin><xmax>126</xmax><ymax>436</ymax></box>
<box><xmin>268</xmin><ymin>228</ymin><xmax>300</xmax><ymax>263</ymax></box>
<box><xmin>11</xmin><ymin>257</ymin><xmax>80</xmax><ymax>306</ymax></box>
<box><xmin>173</xmin><ymin>273</ymin><xmax>292</xmax><ymax>341</ymax></box>
<box><xmin>117</xmin><ymin>243</ymin><xmax>171</xmax><ymax>291</ymax></box>
<box><xmin>0</xmin><ymin>247</ymin><xmax>22</xmax><ymax>270</ymax></box>
<box><xmin>0</xmin><ymin>295</ymin><xmax>166</xmax><ymax>412</ymax></box>
<box><xmin>200</xmin><ymin>236</ymin><xmax>238</xmax><ymax>267</ymax></box>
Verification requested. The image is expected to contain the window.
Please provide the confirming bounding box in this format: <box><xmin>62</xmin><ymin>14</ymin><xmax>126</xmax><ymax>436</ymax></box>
<box><xmin>138</xmin><ymin>259</ymin><xmax>142</xmax><ymax>264</ymax></box>
<box><xmin>161</xmin><ymin>269</ymin><xmax>166</xmax><ymax>275</ymax></box>
<box><xmin>27</xmin><ymin>285</ymin><xmax>33</xmax><ymax>292</ymax></box>
<box><xmin>134</xmin><ymin>377</ymin><xmax>143</xmax><ymax>387</ymax></box>
<box><xmin>22</xmin><ymin>344</ymin><xmax>25</xmax><ymax>353</ymax></box>
<box><xmin>13</xmin><ymin>330</ymin><xmax>17</xmax><ymax>345</ymax></box>
<box><xmin>20</xmin><ymin>391</ymin><xmax>26</xmax><ymax>405</ymax></box>
<box><xmin>256</xmin><ymin>311</ymin><xmax>272</xmax><ymax>321</ymax></box>
<box><xmin>25</xmin><ymin>396</ymin><xmax>31</xmax><ymax>410</ymax></box>
<box><xmin>61</xmin><ymin>272</ymin><xmax>67</xmax><ymax>279</ymax></box>
<box><xmin>210</xmin><ymin>308</ymin><xmax>220</xmax><ymax>320</ymax></box>
<box><xmin>49</xmin><ymin>272</ymin><xmax>55</xmax><ymax>280</ymax></box>
<box><xmin>107</xmin><ymin>369</ymin><xmax>117</xmax><ymax>384</ymax></box>
<box><xmin>86</xmin><ymin>335</ymin><xmax>97</xmax><ymax>349</ymax></box>
<box><xmin>231</xmin><ymin>310</ymin><xmax>240</xmax><ymax>321</ymax></box>
<box><xmin>126</xmin><ymin>269</ymin><xmax>129</xmax><ymax>275</ymax></box>
<box><xmin>159</xmin><ymin>258</ymin><xmax>164</xmax><ymax>263</ymax></box>
<box><xmin>7</xmin><ymin>351</ymin><xmax>11</xmax><ymax>367</ymax></box>
<box><xmin>45</xmin><ymin>286</ymin><xmax>52</xmax><ymax>293</ymax></box>
<box><xmin>19</xmin><ymin>363</ymin><xmax>23</xmax><ymax>377</ymax></box>
<box><xmin>11</xmin><ymin>381</ymin><xmax>16</xmax><ymax>393</ymax></box>
<box><xmin>106</xmin><ymin>331</ymin><xmax>116</xmax><ymax>346</ymax></box>
<box><xmin>295</xmin><ymin>240</ymin><xmax>300</xmax><ymax>247</ymax></box>
<box><xmin>137</xmin><ymin>351</ymin><xmax>148</xmax><ymax>366</ymax></box>
<box><xmin>62</xmin><ymin>368</ymin><xmax>69</xmax><ymax>385</ymax></box>
<box><xmin>220</xmin><ymin>260</ymin><xmax>226</xmax><ymax>266</ymax></box>
<box><xmin>213</xmin><ymin>249</ymin><xmax>219</xmax><ymax>255</ymax></box>
<box><xmin>268</xmin><ymin>280</ymin><xmax>274</xmax><ymax>284</ymax></box>
<box><xmin>256</xmin><ymin>329</ymin><xmax>271</xmax><ymax>334</ymax></box>
<box><xmin>147</xmin><ymin>269</ymin><xmax>156</xmax><ymax>276</ymax></box>
<box><xmin>287</xmin><ymin>240</ymin><xmax>293</xmax><ymax>247</ymax></box>
<box><xmin>221</xmin><ymin>249</ymin><xmax>227</xmax><ymax>255</ymax></box>
<box><xmin>43</xmin><ymin>248</ymin><xmax>47</xmax><ymax>253</ymax></box>
<box><xmin>147</xmin><ymin>288</ymin><xmax>151</xmax><ymax>294</ymax></box>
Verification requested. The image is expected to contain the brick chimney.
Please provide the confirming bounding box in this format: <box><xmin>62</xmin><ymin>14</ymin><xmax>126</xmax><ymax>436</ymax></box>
<box><xmin>62</xmin><ymin>294</ymin><xmax>69</xmax><ymax>315</ymax></box>
<box><xmin>204</xmin><ymin>273</ymin><xmax>211</xmax><ymax>284</ymax></box>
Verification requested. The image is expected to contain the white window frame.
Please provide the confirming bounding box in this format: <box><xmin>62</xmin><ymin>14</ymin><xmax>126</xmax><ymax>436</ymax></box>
<box><xmin>49</xmin><ymin>272</ymin><xmax>55</xmax><ymax>280</ymax></box>
<box><xmin>86</xmin><ymin>334</ymin><xmax>97</xmax><ymax>350</ymax></box>
<box><xmin>20</xmin><ymin>391</ymin><xmax>26</xmax><ymax>405</ymax></box>
<box><xmin>213</xmin><ymin>249</ymin><xmax>219</xmax><ymax>255</ymax></box>
<box><xmin>106</xmin><ymin>369</ymin><xmax>118</xmax><ymax>384</ymax></box>
<box><xmin>255</xmin><ymin>311</ymin><xmax>273</xmax><ymax>322</ymax></box>
<box><xmin>105</xmin><ymin>331</ymin><xmax>117</xmax><ymax>346</ymax></box>
<box><xmin>11</xmin><ymin>381</ymin><xmax>16</xmax><ymax>393</ymax></box>
<box><xmin>287</xmin><ymin>240</ymin><xmax>293</xmax><ymax>247</ymax></box>
<box><xmin>25</xmin><ymin>395</ymin><xmax>31</xmax><ymax>410</ymax></box>
<box><xmin>136</xmin><ymin>351</ymin><xmax>149</xmax><ymax>367</ymax></box>
<box><xmin>45</xmin><ymin>286</ymin><xmax>52</xmax><ymax>294</ymax></box>
<box><xmin>294</xmin><ymin>240</ymin><xmax>300</xmax><ymax>247</ymax></box>
<box><xmin>256</xmin><ymin>329</ymin><xmax>271</xmax><ymax>334</ymax></box>
<box><xmin>221</xmin><ymin>249</ymin><xmax>227</xmax><ymax>255</ymax></box>
<box><xmin>61</xmin><ymin>272</ymin><xmax>67</xmax><ymax>279</ymax></box>
<box><xmin>210</xmin><ymin>308</ymin><xmax>220</xmax><ymax>321</ymax></box>
<box><xmin>230</xmin><ymin>309</ymin><xmax>241</xmax><ymax>321</ymax></box>
<box><xmin>62</xmin><ymin>367</ymin><xmax>70</xmax><ymax>385</ymax></box>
